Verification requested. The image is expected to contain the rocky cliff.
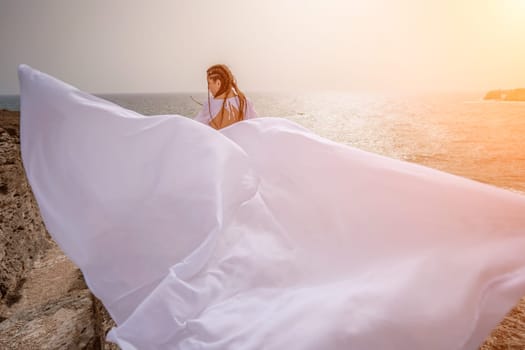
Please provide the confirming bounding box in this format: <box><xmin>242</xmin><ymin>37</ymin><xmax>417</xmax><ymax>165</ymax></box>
<box><xmin>0</xmin><ymin>109</ymin><xmax>117</xmax><ymax>349</ymax></box>
<box><xmin>484</xmin><ymin>89</ymin><xmax>525</xmax><ymax>101</ymax></box>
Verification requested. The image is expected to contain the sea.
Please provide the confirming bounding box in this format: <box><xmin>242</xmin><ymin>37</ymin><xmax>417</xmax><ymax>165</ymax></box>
<box><xmin>1</xmin><ymin>92</ymin><xmax>524</xmax><ymax>194</ymax></box>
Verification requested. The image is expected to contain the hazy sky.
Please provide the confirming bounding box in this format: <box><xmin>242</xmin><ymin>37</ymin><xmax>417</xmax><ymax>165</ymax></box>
<box><xmin>1</xmin><ymin>0</ymin><xmax>524</xmax><ymax>94</ymax></box>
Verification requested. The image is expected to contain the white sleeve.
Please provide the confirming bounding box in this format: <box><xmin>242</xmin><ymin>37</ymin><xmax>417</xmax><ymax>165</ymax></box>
<box><xmin>244</xmin><ymin>99</ymin><xmax>258</xmax><ymax>119</ymax></box>
<box><xmin>194</xmin><ymin>102</ymin><xmax>211</xmax><ymax>125</ymax></box>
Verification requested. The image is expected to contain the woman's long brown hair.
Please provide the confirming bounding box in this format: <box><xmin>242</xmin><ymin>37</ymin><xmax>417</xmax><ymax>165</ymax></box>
<box><xmin>206</xmin><ymin>64</ymin><xmax>247</xmax><ymax>129</ymax></box>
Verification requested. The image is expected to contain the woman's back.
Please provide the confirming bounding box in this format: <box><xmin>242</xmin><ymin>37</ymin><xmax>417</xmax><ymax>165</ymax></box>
<box><xmin>195</xmin><ymin>95</ymin><xmax>257</xmax><ymax>129</ymax></box>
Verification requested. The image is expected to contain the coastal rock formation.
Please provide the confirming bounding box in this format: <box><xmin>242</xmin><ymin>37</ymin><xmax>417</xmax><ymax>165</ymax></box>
<box><xmin>0</xmin><ymin>108</ymin><xmax>523</xmax><ymax>349</ymax></box>
<box><xmin>0</xmin><ymin>289</ymin><xmax>96</xmax><ymax>349</ymax></box>
<box><xmin>0</xmin><ymin>109</ymin><xmax>117</xmax><ymax>349</ymax></box>
<box><xmin>0</xmin><ymin>109</ymin><xmax>49</xmax><ymax>307</ymax></box>
<box><xmin>484</xmin><ymin>89</ymin><xmax>525</xmax><ymax>101</ymax></box>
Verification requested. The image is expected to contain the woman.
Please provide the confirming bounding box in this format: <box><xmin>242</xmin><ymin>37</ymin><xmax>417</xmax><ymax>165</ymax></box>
<box><xmin>195</xmin><ymin>64</ymin><xmax>257</xmax><ymax>129</ymax></box>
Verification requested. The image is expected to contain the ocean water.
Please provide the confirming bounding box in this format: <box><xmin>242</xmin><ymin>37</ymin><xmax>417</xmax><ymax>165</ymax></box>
<box><xmin>1</xmin><ymin>92</ymin><xmax>524</xmax><ymax>193</ymax></box>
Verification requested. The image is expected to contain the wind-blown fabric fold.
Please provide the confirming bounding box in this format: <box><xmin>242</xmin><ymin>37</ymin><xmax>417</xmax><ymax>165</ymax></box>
<box><xmin>18</xmin><ymin>64</ymin><xmax>525</xmax><ymax>350</ymax></box>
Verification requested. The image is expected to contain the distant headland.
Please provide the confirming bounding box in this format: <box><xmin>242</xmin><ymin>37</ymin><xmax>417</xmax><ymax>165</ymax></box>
<box><xmin>484</xmin><ymin>88</ymin><xmax>525</xmax><ymax>101</ymax></box>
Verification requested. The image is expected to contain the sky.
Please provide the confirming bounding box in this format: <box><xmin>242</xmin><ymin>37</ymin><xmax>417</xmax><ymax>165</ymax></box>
<box><xmin>0</xmin><ymin>0</ymin><xmax>524</xmax><ymax>94</ymax></box>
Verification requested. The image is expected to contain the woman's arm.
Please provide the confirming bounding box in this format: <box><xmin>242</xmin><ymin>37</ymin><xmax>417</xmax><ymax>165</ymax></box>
<box><xmin>194</xmin><ymin>101</ymin><xmax>211</xmax><ymax>124</ymax></box>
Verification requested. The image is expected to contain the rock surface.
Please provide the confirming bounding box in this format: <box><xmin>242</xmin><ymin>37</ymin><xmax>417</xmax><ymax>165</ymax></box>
<box><xmin>0</xmin><ymin>289</ymin><xmax>96</xmax><ymax>349</ymax></box>
<box><xmin>0</xmin><ymin>109</ymin><xmax>50</xmax><ymax>306</ymax></box>
<box><xmin>0</xmin><ymin>109</ymin><xmax>117</xmax><ymax>349</ymax></box>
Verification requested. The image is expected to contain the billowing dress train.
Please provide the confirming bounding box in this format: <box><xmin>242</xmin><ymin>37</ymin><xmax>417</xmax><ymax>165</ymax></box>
<box><xmin>18</xmin><ymin>64</ymin><xmax>525</xmax><ymax>349</ymax></box>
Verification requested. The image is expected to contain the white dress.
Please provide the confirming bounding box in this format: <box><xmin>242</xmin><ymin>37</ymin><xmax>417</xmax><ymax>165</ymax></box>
<box><xmin>18</xmin><ymin>64</ymin><xmax>525</xmax><ymax>350</ymax></box>
<box><xmin>194</xmin><ymin>94</ymin><xmax>257</xmax><ymax>127</ymax></box>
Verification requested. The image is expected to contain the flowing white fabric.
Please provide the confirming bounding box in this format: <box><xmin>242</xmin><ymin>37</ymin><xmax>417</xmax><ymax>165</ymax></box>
<box><xmin>18</xmin><ymin>64</ymin><xmax>525</xmax><ymax>350</ymax></box>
